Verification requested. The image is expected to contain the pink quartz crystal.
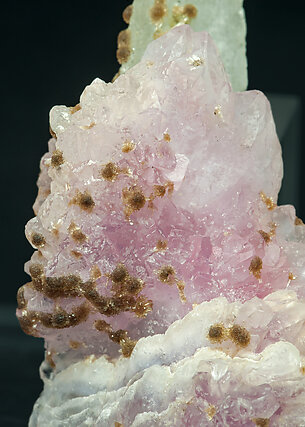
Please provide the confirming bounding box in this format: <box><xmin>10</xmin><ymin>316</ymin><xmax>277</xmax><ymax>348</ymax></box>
<box><xmin>18</xmin><ymin>26</ymin><xmax>305</xmax><ymax>426</ymax></box>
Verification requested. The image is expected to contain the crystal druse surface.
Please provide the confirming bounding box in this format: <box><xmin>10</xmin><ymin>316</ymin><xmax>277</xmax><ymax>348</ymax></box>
<box><xmin>118</xmin><ymin>0</ymin><xmax>247</xmax><ymax>92</ymax></box>
<box><xmin>17</xmin><ymin>25</ymin><xmax>305</xmax><ymax>426</ymax></box>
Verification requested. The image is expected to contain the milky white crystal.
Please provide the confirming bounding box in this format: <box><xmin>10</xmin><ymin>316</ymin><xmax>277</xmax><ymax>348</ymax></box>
<box><xmin>119</xmin><ymin>0</ymin><xmax>247</xmax><ymax>91</ymax></box>
<box><xmin>30</xmin><ymin>291</ymin><xmax>305</xmax><ymax>426</ymax></box>
<box><xmin>17</xmin><ymin>25</ymin><xmax>305</xmax><ymax>426</ymax></box>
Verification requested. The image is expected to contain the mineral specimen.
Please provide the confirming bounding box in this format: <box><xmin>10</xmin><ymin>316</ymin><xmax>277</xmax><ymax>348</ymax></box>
<box><xmin>118</xmin><ymin>0</ymin><xmax>247</xmax><ymax>91</ymax></box>
<box><xmin>17</xmin><ymin>24</ymin><xmax>305</xmax><ymax>426</ymax></box>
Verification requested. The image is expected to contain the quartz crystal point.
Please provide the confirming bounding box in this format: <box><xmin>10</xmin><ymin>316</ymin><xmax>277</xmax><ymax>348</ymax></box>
<box><xmin>17</xmin><ymin>25</ymin><xmax>305</xmax><ymax>426</ymax></box>
<box><xmin>118</xmin><ymin>0</ymin><xmax>247</xmax><ymax>91</ymax></box>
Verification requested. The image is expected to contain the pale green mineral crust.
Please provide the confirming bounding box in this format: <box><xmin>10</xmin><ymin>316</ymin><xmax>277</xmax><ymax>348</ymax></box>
<box><xmin>118</xmin><ymin>0</ymin><xmax>247</xmax><ymax>92</ymax></box>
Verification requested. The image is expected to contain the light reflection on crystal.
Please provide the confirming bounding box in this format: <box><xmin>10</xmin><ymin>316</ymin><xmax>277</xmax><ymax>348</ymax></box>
<box><xmin>17</xmin><ymin>25</ymin><xmax>305</xmax><ymax>426</ymax></box>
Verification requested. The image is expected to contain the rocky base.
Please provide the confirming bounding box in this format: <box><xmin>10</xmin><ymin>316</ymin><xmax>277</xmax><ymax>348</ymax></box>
<box><xmin>30</xmin><ymin>290</ymin><xmax>305</xmax><ymax>426</ymax></box>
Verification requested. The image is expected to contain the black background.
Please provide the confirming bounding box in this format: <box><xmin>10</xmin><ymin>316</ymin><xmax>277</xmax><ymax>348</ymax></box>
<box><xmin>1</xmin><ymin>0</ymin><xmax>305</xmax><ymax>424</ymax></box>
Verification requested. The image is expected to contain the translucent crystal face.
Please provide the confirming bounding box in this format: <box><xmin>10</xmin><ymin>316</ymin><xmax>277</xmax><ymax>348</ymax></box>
<box><xmin>18</xmin><ymin>25</ymin><xmax>305</xmax><ymax>427</ymax></box>
<box><xmin>118</xmin><ymin>0</ymin><xmax>247</xmax><ymax>91</ymax></box>
<box><xmin>17</xmin><ymin>25</ymin><xmax>305</xmax><ymax>366</ymax></box>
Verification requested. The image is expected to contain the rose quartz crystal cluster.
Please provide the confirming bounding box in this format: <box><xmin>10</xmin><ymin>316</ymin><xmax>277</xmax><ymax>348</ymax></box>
<box><xmin>17</xmin><ymin>25</ymin><xmax>305</xmax><ymax>426</ymax></box>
